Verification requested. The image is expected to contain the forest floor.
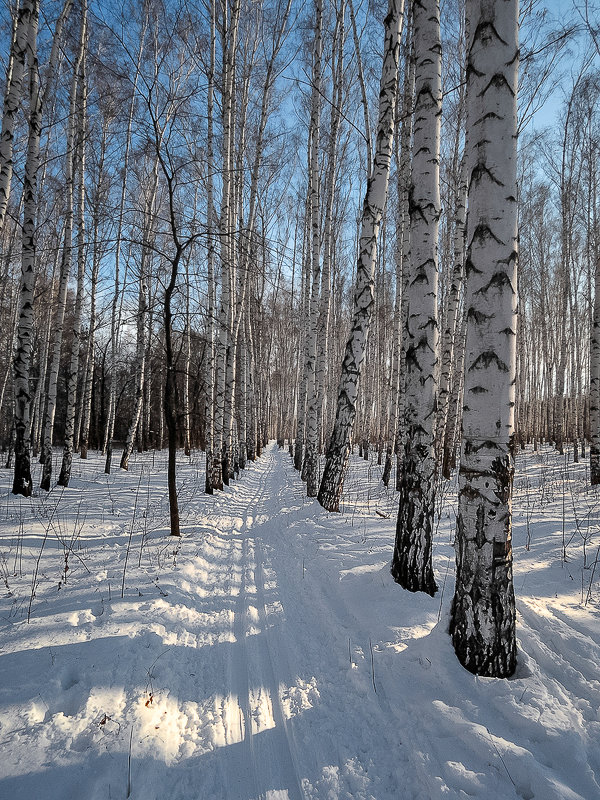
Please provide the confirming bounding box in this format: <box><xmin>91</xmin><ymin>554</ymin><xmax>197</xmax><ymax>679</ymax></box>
<box><xmin>0</xmin><ymin>442</ymin><xmax>599</xmax><ymax>800</ymax></box>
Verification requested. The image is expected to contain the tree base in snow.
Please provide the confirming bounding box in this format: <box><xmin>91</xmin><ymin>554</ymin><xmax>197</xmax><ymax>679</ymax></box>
<box><xmin>390</xmin><ymin>537</ymin><xmax>437</xmax><ymax>596</ymax></box>
<box><xmin>12</xmin><ymin>432</ymin><xmax>32</xmax><ymax>498</ymax></box>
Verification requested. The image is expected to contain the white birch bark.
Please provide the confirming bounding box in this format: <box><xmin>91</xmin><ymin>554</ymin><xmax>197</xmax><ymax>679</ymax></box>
<box><xmin>12</xmin><ymin>0</ymin><xmax>38</xmax><ymax>497</ymax></box>
<box><xmin>40</xmin><ymin>22</ymin><xmax>80</xmax><ymax>491</ymax></box>
<box><xmin>213</xmin><ymin>0</ymin><xmax>241</xmax><ymax>489</ymax></box>
<box><xmin>450</xmin><ymin>0</ymin><xmax>518</xmax><ymax>677</ymax></box>
<box><xmin>318</xmin><ymin>0</ymin><xmax>405</xmax><ymax>511</ymax></box>
<box><xmin>294</xmin><ymin>192</ymin><xmax>311</xmax><ymax>471</ymax></box>
<box><xmin>384</xmin><ymin>28</ymin><xmax>413</xmax><ymax>489</ymax></box>
<box><xmin>205</xmin><ymin>0</ymin><xmax>217</xmax><ymax>492</ymax></box>
<box><xmin>58</xmin><ymin>0</ymin><xmax>87</xmax><ymax>487</ymax></box>
<box><xmin>0</xmin><ymin>0</ymin><xmax>32</xmax><ymax>237</ymax></box>
<box><xmin>391</xmin><ymin>0</ymin><xmax>441</xmax><ymax>596</ymax></box>
<box><xmin>439</xmin><ymin>153</ymin><xmax>467</xmax><ymax>478</ymax></box>
<box><xmin>183</xmin><ymin>261</ymin><xmax>192</xmax><ymax>457</ymax></box>
<box><xmin>315</xmin><ymin>0</ymin><xmax>344</xmax><ymax>468</ymax></box>
<box><xmin>303</xmin><ymin>0</ymin><xmax>323</xmax><ymax>497</ymax></box>
<box><xmin>590</xmin><ymin>148</ymin><xmax>600</xmax><ymax>483</ymax></box>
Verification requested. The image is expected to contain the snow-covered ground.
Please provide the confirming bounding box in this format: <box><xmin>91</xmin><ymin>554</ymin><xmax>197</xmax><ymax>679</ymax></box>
<box><xmin>0</xmin><ymin>442</ymin><xmax>599</xmax><ymax>800</ymax></box>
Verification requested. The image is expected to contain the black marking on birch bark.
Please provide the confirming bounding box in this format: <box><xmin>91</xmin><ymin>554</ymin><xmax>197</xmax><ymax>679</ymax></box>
<box><xmin>470</xmin><ymin>162</ymin><xmax>504</xmax><ymax>188</ymax></box>
<box><xmin>479</xmin><ymin>73</ymin><xmax>516</xmax><ymax>98</ymax></box>
<box><xmin>472</xmin><ymin>20</ymin><xmax>509</xmax><ymax>47</ymax></box>
<box><xmin>497</xmin><ymin>249</ymin><xmax>518</xmax><ymax>269</ymax></box>
<box><xmin>465</xmin><ymin>256</ymin><xmax>483</xmax><ymax>278</ymax></box>
<box><xmin>475</xmin><ymin>505</ymin><xmax>486</xmax><ymax>548</ymax></box>
<box><xmin>469</xmin><ymin>223</ymin><xmax>504</xmax><ymax>249</ymax></box>
<box><xmin>467</xmin><ymin>307</ymin><xmax>492</xmax><ymax>324</ymax></box>
<box><xmin>469</xmin><ymin>351</ymin><xmax>509</xmax><ymax>372</ymax></box>
<box><xmin>479</xmin><ymin>111</ymin><xmax>503</xmax><ymax>123</ymax></box>
<box><xmin>475</xmin><ymin>271</ymin><xmax>513</xmax><ymax>295</ymax></box>
<box><xmin>465</xmin><ymin>63</ymin><xmax>484</xmax><ymax>86</ymax></box>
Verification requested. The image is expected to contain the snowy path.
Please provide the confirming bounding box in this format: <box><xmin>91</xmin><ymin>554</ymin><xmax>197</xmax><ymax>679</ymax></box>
<box><xmin>1</xmin><ymin>443</ymin><xmax>600</xmax><ymax>799</ymax></box>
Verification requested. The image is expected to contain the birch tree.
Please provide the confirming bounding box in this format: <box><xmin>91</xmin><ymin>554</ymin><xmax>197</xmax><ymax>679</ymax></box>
<box><xmin>12</xmin><ymin>0</ymin><xmax>39</xmax><ymax>497</ymax></box>
<box><xmin>0</xmin><ymin>0</ymin><xmax>33</xmax><ymax>238</ymax></box>
<box><xmin>450</xmin><ymin>0</ymin><xmax>519</xmax><ymax>677</ymax></box>
<box><xmin>40</xmin><ymin>14</ymin><xmax>84</xmax><ymax>491</ymax></box>
<box><xmin>58</xmin><ymin>0</ymin><xmax>87</xmax><ymax>487</ymax></box>
<box><xmin>391</xmin><ymin>0</ymin><xmax>441</xmax><ymax>596</ymax></box>
<box><xmin>318</xmin><ymin>0</ymin><xmax>405</xmax><ymax>511</ymax></box>
<box><xmin>302</xmin><ymin>0</ymin><xmax>323</xmax><ymax>497</ymax></box>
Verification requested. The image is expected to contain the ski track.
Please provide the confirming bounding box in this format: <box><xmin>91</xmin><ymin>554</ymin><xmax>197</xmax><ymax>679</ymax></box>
<box><xmin>1</xmin><ymin>443</ymin><xmax>600</xmax><ymax>799</ymax></box>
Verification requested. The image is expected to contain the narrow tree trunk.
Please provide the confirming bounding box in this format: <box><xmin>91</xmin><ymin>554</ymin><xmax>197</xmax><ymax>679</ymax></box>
<box><xmin>103</xmin><ymin>12</ymin><xmax>146</xmax><ymax>473</ymax></box>
<box><xmin>40</xmin><ymin>26</ymin><xmax>80</xmax><ymax>491</ymax></box>
<box><xmin>391</xmin><ymin>0</ymin><xmax>441</xmax><ymax>596</ymax></box>
<box><xmin>12</xmin><ymin>0</ymin><xmax>39</xmax><ymax>497</ymax></box>
<box><xmin>58</xmin><ymin>0</ymin><xmax>87</xmax><ymax>487</ymax></box>
<box><xmin>318</xmin><ymin>0</ymin><xmax>405</xmax><ymax>511</ymax></box>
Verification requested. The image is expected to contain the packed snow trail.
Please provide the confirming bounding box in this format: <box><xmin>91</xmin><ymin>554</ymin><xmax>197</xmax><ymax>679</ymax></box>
<box><xmin>1</xmin><ymin>443</ymin><xmax>600</xmax><ymax>799</ymax></box>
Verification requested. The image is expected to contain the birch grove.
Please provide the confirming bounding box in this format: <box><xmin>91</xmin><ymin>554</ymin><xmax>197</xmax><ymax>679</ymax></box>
<box><xmin>0</xmin><ymin>0</ymin><xmax>597</xmax><ymax>678</ymax></box>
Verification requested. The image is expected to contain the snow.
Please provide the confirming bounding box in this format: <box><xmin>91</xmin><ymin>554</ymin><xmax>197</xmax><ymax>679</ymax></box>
<box><xmin>0</xmin><ymin>443</ymin><xmax>599</xmax><ymax>800</ymax></box>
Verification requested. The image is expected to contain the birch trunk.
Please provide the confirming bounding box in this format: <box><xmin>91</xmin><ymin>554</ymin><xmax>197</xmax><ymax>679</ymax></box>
<box><xmin>12</xmin><ymin>0</ymin><xmax>39</xmax><ymax>497</ymax></box>
<box><xmin>439</xmin><ymin>154</ymin><xmax>467</xmax><ymax>478</ymax></box>
<box><xmin>591</xmin><ymin>179</ymin><xmax>600</xmax><ymax>484</ymax></box>
<box><xmin>316</xmin><ymin>1</ymin><xmax>344</xmax><ymax>468</ymax></box>
<box><xmin>294</xmin><ymin>192</ymin><xmax>311</xmax><ymax>471</ymax></box>
<box><xmin>303</xmin><ymin>0</ymin><xmax>323</xmax><ymax>497</ymax></box>
<box><xmin>450</xmin><ymin>0</ymin><xmax>518</xmax><ymax>677</ymax></box>
<box><xmin>205</xmin><ymin>0</ymin><xmax>217</xmax><ymax>492</ymax></box>
<box><xmin>318</xmin><ymin>0</ymin><xmax>405</xmax><ymax>511</ymax></box>
<box><xmin>183</xmin><ymin>261</ymin><xmax>191</xmax><ymax>457</ymax></box>
<box><xmin>213</xmin><ymin>0</ymin><xmax>241</xmax><ymax>489</ymax></box>
<box><xmin>384</xmin><ymin>28</ymin><xmax>413</xmax><ymax>489</ymax></box>
<box><xmin>391</xmin><ymin>0</ymin><xmax>441</xmax><ymax>595</ymax></box>
<box><xmin>40</xmin><ymin>25</ymin><xmax>80</xmax><ymax>491</ymax></box>
<box><xmin>0</xmin><ymin>0</ymin><xmax>32</xmax><ymax>237</ymax></box>
<box><xmin>58</xmin><ymin>0</ymin><xmax>86</xmax><ymax>487</ymax></box>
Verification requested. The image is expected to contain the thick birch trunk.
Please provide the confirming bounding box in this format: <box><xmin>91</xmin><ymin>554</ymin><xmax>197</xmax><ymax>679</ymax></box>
<box><xmin>318</xmin><ymin>0</ymin><xmax>404</xmax><ymax>511</ymax></box>
<box><xmin>450</xmin><ymin>0</ymin><xmax>518</xmax><ymax>678</ymax></box>
<box><xmin>391</xmin><ymin>0</ymin><xmax>441</xmax><ymax>596</ymax></box>
<box><xmin>12</xmin><ymin>0</ymin><xmax>39</xmax><ymax>497</ymax></box>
